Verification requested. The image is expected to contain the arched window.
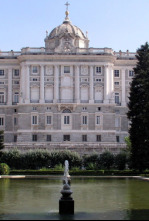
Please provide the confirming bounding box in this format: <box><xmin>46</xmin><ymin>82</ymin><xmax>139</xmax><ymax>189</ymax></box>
<box><xmin>62</xmin><ymin>109</ymin><xmax>71</xmax><ymax>113</ymax></box>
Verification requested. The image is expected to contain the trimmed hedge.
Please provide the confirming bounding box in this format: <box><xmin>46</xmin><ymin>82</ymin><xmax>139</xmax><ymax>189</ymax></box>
<box><xmin>0</xmin><ymin>163</ymin><xmax>10</xmax><ymax>175</ymax></box>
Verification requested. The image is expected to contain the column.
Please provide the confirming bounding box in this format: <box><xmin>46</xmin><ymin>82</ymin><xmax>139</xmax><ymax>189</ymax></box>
<box><xmin>109</xmin><ymin>65</ymin><xmax>115</xmax><ymax>104</ymax></box>
<box><xmin>7</xmin><ymin>68</ymin><xmax>12</xmax><ymax>105</ymax></box>
<box><xmin>75</xmin><ymin>66</ymin><xmax>80</xmax><ymax>103</ymax></box>
<box><xmin>40</xmin><ymin>65</ymin><xmax>45</xmax><ymax>103</ymax></box>
<box><xmin>104</xmin><ymin>65</ymin><xmax>109</xmax><ymax>104</ymax></box>
<box><xmin>54</xmin><ymin>65</ymin><xmax>59</xmax><ymax>103</ymax></box>
<box><xmin>89</xmin><ymin>66</ymin><xmax>94</xmax><ymax>104</ymax></box>
<box><xmin>19</xmin><ymin>64</ymin><xmax>25</xmax><ymax>103</ymax></box>
<box><xmin>121</xmin><ymin>69</ymin><xmax>126</xmax><ymax>106</ymax></box>
<box><xmin>25</xmin><ymin>65</ymin><xmax>30</xmax><ymax>104</ymax></box>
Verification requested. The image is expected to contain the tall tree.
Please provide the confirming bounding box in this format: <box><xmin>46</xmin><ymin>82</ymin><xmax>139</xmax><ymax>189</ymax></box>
<box><xmin>128</xmin><ymin>42</ymin><xmax>149</xmax><ymax>171</ymax></box>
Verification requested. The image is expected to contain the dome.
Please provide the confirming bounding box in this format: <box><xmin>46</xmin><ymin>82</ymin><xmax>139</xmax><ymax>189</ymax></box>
<box><xmin>45</xmin><ymin>11</ymin><xmax>89</xmax><ymax>53</ymax></box>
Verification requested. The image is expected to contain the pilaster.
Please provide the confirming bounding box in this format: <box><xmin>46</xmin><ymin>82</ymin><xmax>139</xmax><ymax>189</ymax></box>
<box><xmin>75</xmin><ymin>65</ymin><xmax>80</xmax><ymax>103</ymax></box>
<box><xmin>89</xmin><ymin>66</ymin><xmax>94</xmax><ymax>104</ymax></box>
<box><xmin>121</xmin><ymin>69</ymin><xmax>126</xmax><ymax>106</ymax></box>
<box><xmin>54</xmin><ymin>65</ymin><xmax>59</xmax><ymax>103</ymax></box>
<box><xmin>40</xmin><ymin>65</ymin><xmax>45</xmax><ymax>103</ymax></box>
<box><xmin>7</xmin><ymin>68</ymin><xmax>12</xmax><ymax>105</ymax></box>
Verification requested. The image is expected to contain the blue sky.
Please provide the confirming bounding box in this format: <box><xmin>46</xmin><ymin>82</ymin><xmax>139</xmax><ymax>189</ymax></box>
<box><xmin>0</xmin><ymin>0</ymin><xmax>149</xmax><ymax>52</ymax></box>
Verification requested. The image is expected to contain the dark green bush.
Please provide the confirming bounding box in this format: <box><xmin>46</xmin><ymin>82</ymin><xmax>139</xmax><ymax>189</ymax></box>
<box><xmin>97</xmin><ymin>151</ymin><xmax>114</xmax><ymax>169</ymax></box>
<box><xmin>83</xmin><ymin>153</ymin><xmax>99</xmax><ymax>170</ymax></box>
<box><xmin>114</xmin><ymin>152</ymin><xmax>127</xmax><ymax>170</ymax></box>
<box><xmin>0</xmin><ymin>163</ymin><xmax>10</xmax><ymax>175</ymax></box>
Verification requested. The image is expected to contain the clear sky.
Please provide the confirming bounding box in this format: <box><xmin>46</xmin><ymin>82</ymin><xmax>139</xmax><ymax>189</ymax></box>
<box><xmin>0</xmin><ymin>0</ymin><xmax>149</xmax><ymax>52</ymax></box>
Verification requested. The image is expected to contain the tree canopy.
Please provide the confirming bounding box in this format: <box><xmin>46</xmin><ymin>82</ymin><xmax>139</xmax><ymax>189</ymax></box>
<box><xmin>127</xmin><ymin>42</ymin><xmax>149</xmax><ymax>170</ymax></box>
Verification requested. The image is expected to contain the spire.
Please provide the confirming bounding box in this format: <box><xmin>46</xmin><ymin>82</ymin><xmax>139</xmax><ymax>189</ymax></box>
<box><xmin>64</xmin><ymin>2</ymin><xmax>70</xmax><ymax>23</ymax></box>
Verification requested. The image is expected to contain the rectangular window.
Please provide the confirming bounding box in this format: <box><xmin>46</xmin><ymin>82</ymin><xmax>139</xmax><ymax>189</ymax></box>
<box><xmin>0</xmin><ymin>70</ymin><xmax>4</xmax><ymax>76</ymax></box>
<box><xmin>116</xmin><ymin>136</ymin><xmax>120</xmax><ymax>143</ymax></box>
<box><xmin>82</xmin><ymin>107</ymin><xmax>87</xmax><ymax>111</ymax></box>
<box><xmin>47</xmin><ymin>135</ymin><xmax>51</xmax><ymax>142</ymax></box>
<box><xmin>32</xmin><ymin>116</ymin><xmax>38</xmax><ymax>125</ymax></box>
<box><xmin>14</xmin><ymin>117</ymin><xmax>17</xmax><ymax>126</ymax></box>
<box><xmin>0</xmin><ymin>118</ymin><xmax>4</xmax><ymax>126</ymax></box>
<box><xmin>97</xmin><ymin>135</ymin><xmax>101</xmax><ymax>142</ymax></box>
<box><xmin>96</xmin><ymin>78</ymin><xmax>102</xmax><ymax>82</ymax></box>
<box><xmin>0</xmin><ymin>92</ymin><xmax>4</xmax><ymax>104</ymax></box>
<box><xmin>82</xmin><ymin>135</ymin><xmax>87</xmax><ymax>142</ymax></box>
<box><xmin>32</xmin><ymin>66</ymin><xmax>38</xmax><ymax>73</ymax></box>
<box><xmin>96</xmin><ymin>67</ymin><xmax>101</xmax><ymax>73</ymax></box>
<box><xmin>115</xmin><ymin>93</ymin><xmax>120</xmax><ymax>104</ymax></box>
<box><xmin>114</xmin><ymin>82</ymin><xmax>120</xmax><ymax>86</ymax></box>
<box><xmin>63</xmin><ymin>135</ymin><xmax>70</xmax><ymax>141</ymax></box>
<box><xmin>47</xmin><ymin>116</ymin><xmax>52</xmax><ymax>125</ymax></box>
<box><xmin>96</xmin><ymin>116</ymin><xmax>100</xmax><ymax>125</ymax></box>
<box><xmin>64</xmin><ymin>116</ymin><xmax>70</xmax><ymax>125</ymax></box>
<box><xmin>114</xmin><ymin>70</ymin><xmax>120</xmax><ymax>77</ymax></box>
<box><xmin>83</xmin><ymin>116</ymin><xmax>87</xmax><ymax>125</ymax></box>
<box><xmin>14</xmin><ymin>135</ymin><xmax>17</xmax><ymax>143</ymax></box>
<box><xmin>129</xmin><ymin>70</ymin><xmax>134</xmax><ymax>77</ymax></box>
<box><xmin>32</xmin><ymin>135</ymin><xmax>37</xmax><ymax>142</ymax></box>
<box><xmin>14</xmin><ymin>92</ymin><xmax>19</xmax><ymax>103</ymax></box>
<box><xmin>14</xmin><ymin>70</ymin><xmax>19</xmax><ymax>76</ymax></box>
<box><xmin>64</xmin><ymin>66</ymin><xmax>70</xmax><ymax>73</ymax></box>
<box><xmin>0</xmin><ymin>82</ymin><xmax>4</xmax><ymax>85</ymax></box>
<box><xmin>33</xmin><ymin>78</ymin><xmax>38</xmax><ymax>81</ymax></box>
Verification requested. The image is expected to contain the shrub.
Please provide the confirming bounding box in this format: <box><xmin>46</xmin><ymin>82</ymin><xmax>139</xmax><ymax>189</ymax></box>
<box><xmin>0</xmin><ymin>163</ymin><xmax>10</xmax><ymax>175</ymax></box>
<box><xmin>83</xmin><ymin>153</ymin><xmax>99</xmax><ymax>170</ymax></box>
<box><xmin>114</xmin><ymin>152</ymin><xmax>127</xmax><ymax>170</ymax></box>
<box><xmin>98</xmin><ymin>151</ymin><xmax>114</xmax><ymax>169</ymax></box>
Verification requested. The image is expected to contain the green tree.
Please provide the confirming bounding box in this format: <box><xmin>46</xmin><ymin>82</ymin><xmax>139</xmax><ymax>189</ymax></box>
<box><xmin>128</xmin><ymin>42</ymin><xmax>149</xmax><ymax>171</ymax></box>
<box><xmin>0</xmin><ymin>131</ymin><xmax>4</xmax><ymax>151</ymax></box>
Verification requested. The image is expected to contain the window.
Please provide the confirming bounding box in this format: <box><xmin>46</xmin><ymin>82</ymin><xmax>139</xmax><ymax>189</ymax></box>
<box><xmin>96</xmin><ymin>67</ymin><xmax>101</xmax><ymax>73</ymax></box>
<box><xmin>116</xmin><ymin>136</ymin><xmax>120</xmax><ymax>143</ymax></box>
<box><xmin>32</xmin><ymin>135</ymin><xmax>37</xmax><ymax>142</ymax></box>
<box><xmin>63</xmin><ymin>135</ymin><xmax>70</xmax><ymax>141</ymax></box>
<box><xmin>114</xmin><ymin>82</ymin><xmax>120</xmax><ymax>86</ymax></box>
<box><xmin>0</xmin><ymin>118</ymin><xmax>4</xmax><ymax>126</ymax></box>
<box><xmin>47</xmin><ymin>116</ymin><xmax>52</xmax><ymax>125</ymax></box>
<box><xmin>0</xmin><ymin>82</ymin><xmax>4</xmax><ymax>85</ymax></box>
<box><xmin>64</xmin><ymin>66</ymin><xmax>70</xmax><ymax>73</ymax></box>
<box><xmin>0</xmin><ymin>70</ymin><xmax>4</xmax><ymax>76</ymax></box>
<box><xmin>14</xmin><ymin>81</ymin><xmax>19</xmax><ymax>85</ymax></box>
<box><xmin>47</xmin><ymin>135</ymin><xmax>51</xmax><ymax>142</ymax></box>
<box><xmin>14</xmin><ymin>70</ymin><xmax>19</xmax><ymax>76</ymax></box>
<box><xmin>14</xmin><ymin>92</ymin><xmax>19</xmax><ymax>103</ymax></box>
<box><xmin>83</xmin><ymin>116</ymin><xmax>87</xmax><ymax>125</ymax></box>
<box><xmin>97</xmin><ymin>135</ymin><xmax>101</xmax><ymax>142</ymax></box>
<box><xmin>129</xmin><ymin>70</ymin><xmax>134</xmax><ymax>77</ymax></box>
<box><xmin>82</xmin><ymin>135</ymin><xmax>87</xmax><ymax>142</ymax></box>
<box><xmin>47</xmin><ymin>107</ymin><xmax>51</xmax><ymax>111</ymax></box>
<box><xmin>32</xmin><ymin>116</ymin><xmax>38</xmax><ymax>125</ymax></box>
<box><xmin>33</xmin><ymin>107</ymin><xmax>37</xmax><ymax>111</ymax></box>
<box><xmin>14</xmin><ymin>135</ymin><xmax>17</xmax><ymax>143</ymax></box>
<box><xmin>0</xmin><ymin>92</ymin><xmax>4</xmax><ymax>104</ymax></box>
<box><xmin>96</xmin><ymin>78</ymin><xmax>102</xmax><ymax>82</ymax></box>
<box><xmin>14</xmin><ymin>117</ymin><xmax>17</xmax><ymax>126</ymax></box>
<box><xmin>32</xmin><ymin>66</ymin><xmax>38</xmax><ymax>73</ymax></box>
<box><xmin>115</xmin><ymin>93</ymin><xmax>120</xmax><ymax>104</ymax></box>
<box><xmin>98</xmin><ymin>107</ymin><xmax>101</xmax><ymax>111</ymax></box>
<box><xmin>14</xmin><ymin>109</ymin><xmax>17</xmax><ymax>113</ymax></box>
<box><xmin>96</xmin><ymin>116</ymin><xmax>100</xmax><ymax>125</ymax></box>
<box><xmin>33</xmin><ymin>78</ymin><xmax>38</xmax><ymax>81</ymax></box>
<box><xmin>114</xmin><ymin>70</ymin><xmax>120</xmax><ymax>77</ymax></box>
<box><xmin>82</xmin><ymin>107</ymin><xmax>87</xmax><ymax>111</ymax></box>
<box><xmin>64</xmin><ymin>116</ymin><xmax>70</xmax><ymax>125</ymax></box>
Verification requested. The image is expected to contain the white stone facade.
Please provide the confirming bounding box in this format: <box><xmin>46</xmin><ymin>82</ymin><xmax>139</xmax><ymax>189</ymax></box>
<box><xmin>0</xmin><ymin>10</ymin><xmax>137</xmax><ymax>154</ymax></box>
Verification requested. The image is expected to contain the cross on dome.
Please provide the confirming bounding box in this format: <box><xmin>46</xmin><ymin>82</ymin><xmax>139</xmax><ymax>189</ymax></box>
<box><xmin>65</xmin><ymin>2</ymin><xmax>70</xmax><ymax>11</ymax></box>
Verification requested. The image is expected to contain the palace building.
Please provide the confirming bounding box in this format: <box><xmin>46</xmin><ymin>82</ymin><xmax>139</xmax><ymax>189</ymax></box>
<box><xmin>0</xmin><ymin>4</ymin><xmax>137</xmax><ymax>154</ymax></box>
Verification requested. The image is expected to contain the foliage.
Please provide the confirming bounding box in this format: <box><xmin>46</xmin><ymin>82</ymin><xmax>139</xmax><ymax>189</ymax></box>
<box><xmin>83</xmin><ymin>153</ymin><xmax>99</xmax><ymax>170</ymax></box>
<box><xmin>127</xmin><ymin>42</ymin><xmax>149</xmax><ymax>171</ymax></box>
<box><xmin>0</xmin><ymin>163</ymin><xmax>10</xmax><ymax>175</ymax></box>
<box><xmin>114</xmin><ymin>152</ymin><xmax>127</xmax><ymax>170</ymax></box>
<box><xmin>97</xmin><ymin>151</ymin><xmax>114</xmax><ymax>170</ymax></box>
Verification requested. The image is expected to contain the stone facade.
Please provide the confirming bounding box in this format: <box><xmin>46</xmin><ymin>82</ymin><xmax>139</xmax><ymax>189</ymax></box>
<box><xmin>0</xmin><ymin>9</ymin><xmax>137</xmax><ymax>154</ymax></box>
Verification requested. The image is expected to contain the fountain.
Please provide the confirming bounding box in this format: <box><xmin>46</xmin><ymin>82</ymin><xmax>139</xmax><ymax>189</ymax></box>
<box><xmin>59</xmin><ymin>160</ymin><xmax>74</xmax><ymax>215</ymax></box>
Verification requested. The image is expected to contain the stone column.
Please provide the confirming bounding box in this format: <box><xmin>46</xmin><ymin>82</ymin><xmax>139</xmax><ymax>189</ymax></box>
<box><xmin>40</xmin><ymin>65</ymin><xmax>45</xmax><ymax>103</ymax></box>
<box><xmin>89</xmin><ymin>66</ymin><xmax>94</xmax><ymax>104</ymax></box>
<box><xmin>104</xmin><ymin>65</ymin><xmax>109</xmax><ymax>104</ymax></box>
<box><xmin>109</xmin><ymin>65</ymin><xmax>115</xmax><ymax>103</ymax></box>
<box><xmin>25</xmin><ymin>65</ymin><xmax>30</xmax><ymax>104</ymax></box>
<box><xmin>54</xmin><ymin>65</ymin><xmax>59</xmax><ymax>103</ymax></box>
<box><xmin>75</xmin><ymin>66</ymin><xmax>80</xmax><ymax>103</ymax></box>
<box><xmin>7</xmin><ymin>68</ymin><xmax>12</xmax><ymax>105</ymax></box>
<box><xmin>121</xmin><ymin>69</ymin><xmax>126</xmax><ymax>106</ymax></box>
<box><xmin>19</xmin><ymin>65</ymin><xmax>25</xmax><ymax>103</ymax></box>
